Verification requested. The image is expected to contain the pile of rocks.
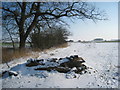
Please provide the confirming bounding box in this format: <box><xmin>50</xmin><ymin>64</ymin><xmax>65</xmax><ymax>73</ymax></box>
<box><xmin>26</xmin><ymin>58</ymin><xmax>45</xmax><ymax>67</ymax></box>
<box><xmin>2</xmin><ymin>55</ymin><xmax>87</xmax><ymax>78</ymax></box>
<box><xmin>26</xmin><ymin>55</ymin><xmax>87</xmax><ymax>74</ymax></box>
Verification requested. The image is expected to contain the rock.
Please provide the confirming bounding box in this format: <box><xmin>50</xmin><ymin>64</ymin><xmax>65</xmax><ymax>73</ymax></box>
<box><xmin>59</xmin><ymin>58</ymin><xmax>85</xmax><ymax>68</ymax></box>
<box><xmin>55</xmin><ymin>67</ymin><xmax>70</xmax><ymax>73</ymax></box>
<box><xmin>60</xmin><ymin>61</ymin><xmax>71</xmax><ymax>68</ymax></box>
<box><xmin>73</xmin><ymin>57</ymin><xmax>85</xmax><ymax>62</ymax></box>
<box><xmin>74</xmin><ymin>55</ymin><xmax>78</xmax><ymax>58</ymax></box>
<box><xmin>89</xmin><ymin>72</ymin><xmax>91</xmax><ymax>74</ymax></box>
<box><xmin>28</xmin><ymin>81</ymin><xmax>31</xmax><ymax>83</ymax></box>
<box><xmin>35</xmin><ymin>66</ymin><xmax>70</xmax><ymax>73</ymax></box>
<box><xmin>50</xmin><ymin>53</ymin><xmax>54</xmax><ymax>56</ymax></box>
<box><xmin>50</xmin><ymin>58</ymin><xmax>57</xmax><ymax>62</ymax></box>
<box><xmin>84</xmin><ymin>70</ymin><xmax>87</xmax><ymax>73</ymax></box>
<box><xmin>26</xmin><ymin>61</ymin><xmax>40</xmax><ymax>67</ymax></box>
<box><xmin>70</xmin><ymin>56</ymin><xmax>74</xmax><ymax>60</ymax></box>
<box><xmin>35</xmin><ymin>67</ymin><xmax>55</xmax><ymax>71</ymax></box>
<box><xmin>112</xmin><ymin>77</ymin><xmax>116</xmax><ymax>79</ymax></box>
<box><xmin>66</xmin><ymin>57</ymin><xmax>71</xmax><ymax>60</ymax></box>
<box><xmin>89</xmin><ymin>67</ymin><xmax>93</xmax><ymax>69</ymax></box>
<box><xmin>2</xmin><ymin>70</ymin><xmax>18</xmax><ymax>77</ymax></box>
<box><xmin>70</xmin><ymin>55</ymin><xmax>79</xmax><ymax>60</ymax></box>
<box><xmin>75</xmin><ymin>64</ymin><xmax>87</xmax><ymax>74</ymax></box>
<box><xmin>27</xmin><ymin>58</ymin><xmax>34</xmax><ymax>63</ymax></box>
<box><xmin>74</xmin><ymin>50</ymin><xmax>76</xmax><ymax>52</ymax></box>
<box><xmin>9</xmin><ymin>71</ymin><xmax>18</xmax><ymax>76</ymax></box>
<box><xmin>36</xmin><ymin>59</ymin><xmax>44</xmax><ymax>62</ymax></box>
<box><xmin>2</xmin><ymin>71</ymin><xmax>8</xmax><ymax>77</ymax></box>
<box><xmin>66</xmin><ymin>72</ymin><xmax>77</xmax><ymax>79</ymax></box>
<box><xmin>67</xmin><ymin>55</ymin><xmax>85</xmax><ymax>63</ymax></box>
<box><xmin>59</xmin><ymin>58</ymin><xmax>63</xmax><ymax>60</ymax></box>
<box><xmin>2</xmin><ymin>71</ymin><xmax>8</xmax><ymax>75</ymax></box>
<box><xmin>26</xmin><ymin>58</ymin><xmax>45</xmax><ymax>67</ymax></box>
<box><xmin>71</xmin><ymin>67</ymin><xmax>77</xmax><ymax>71</ymax></box>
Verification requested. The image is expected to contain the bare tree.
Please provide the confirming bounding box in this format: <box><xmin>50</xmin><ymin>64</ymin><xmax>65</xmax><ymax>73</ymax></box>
<box><xmin>2</xmin><ymin>19</ymin><xmax>18</xmax><ymax>49</ymax></box>
<box><xmin>2</xmin><ymin>2</ymin><xmax>107</xmax><ymax>49</ymax></box>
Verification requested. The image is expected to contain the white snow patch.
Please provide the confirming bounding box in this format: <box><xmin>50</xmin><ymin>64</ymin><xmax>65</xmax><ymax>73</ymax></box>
<box><xmin>1</xmin><ymin>42</ymin><xmax>119</xmax><ymax>88</ymax></box>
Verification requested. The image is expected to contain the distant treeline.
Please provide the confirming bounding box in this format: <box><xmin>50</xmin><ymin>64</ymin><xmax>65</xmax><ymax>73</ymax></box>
<box><xmin>103</xmin><ymin>40</ymin><xmax>120</xmax><ymax>43</ymax></box>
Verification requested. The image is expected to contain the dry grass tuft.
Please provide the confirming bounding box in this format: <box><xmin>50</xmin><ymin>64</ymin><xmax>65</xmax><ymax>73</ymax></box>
<box><xmin>42</xmin><ymin>43</ymin><xmax>69</xmax><ymax>52</ymax></box>
<box><xmin>55</xmin><ymin>43</ymin><xmax>68</xmax><ymax>48</ymax></box>
<box><xmin>31</xmin><ymin>43</ymin><xmax>68</xmax><ymax>52</ymax></box>
<box><xmin>2</xmin><ymin>43</ymin><xmax>69</xmax><ymax>64</ymax></box>
<box><xmin>2</xmin><ymin>48</ymin><xmax>33</xmax><ymax>64</ymax></box>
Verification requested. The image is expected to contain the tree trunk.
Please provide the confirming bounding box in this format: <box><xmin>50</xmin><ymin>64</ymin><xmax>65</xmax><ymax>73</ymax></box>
<box><xmin>19</xmin><ymin>36</ymin><xmax>26</xmax><ymax>50</ymax></box>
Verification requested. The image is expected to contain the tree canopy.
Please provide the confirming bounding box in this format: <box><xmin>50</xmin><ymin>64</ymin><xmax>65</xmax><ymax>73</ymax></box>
<box><xmin>2</xmin><ymin>2</ymin><xmax>107</xmax><ymax>49</ymax></box>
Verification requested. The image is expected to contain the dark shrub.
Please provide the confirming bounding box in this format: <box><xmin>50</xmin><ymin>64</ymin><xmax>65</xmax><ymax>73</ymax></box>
<box><xmin>30</xmin><ymin>26</ymin><xmax>70</xmax><ymax>49</ymax></box>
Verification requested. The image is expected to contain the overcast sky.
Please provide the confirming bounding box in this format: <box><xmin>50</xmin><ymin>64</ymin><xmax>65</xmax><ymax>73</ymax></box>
<box><xmin>68</xmin><ymin>2</ymin><xmax>118</xmax><ymax>41</ymax></box>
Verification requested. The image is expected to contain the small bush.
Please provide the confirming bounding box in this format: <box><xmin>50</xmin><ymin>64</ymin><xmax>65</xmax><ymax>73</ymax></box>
<box><xmin>30</xmin><ymin>26</ymin><xmax>70</xmax><ymax>49</ymax></box>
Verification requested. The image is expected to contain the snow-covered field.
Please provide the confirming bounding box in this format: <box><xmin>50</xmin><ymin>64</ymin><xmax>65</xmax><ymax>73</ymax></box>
<box><xmin>0</xmin><ymin>42</ymin><xmax>119</xmax><ymax>88</ymax></box>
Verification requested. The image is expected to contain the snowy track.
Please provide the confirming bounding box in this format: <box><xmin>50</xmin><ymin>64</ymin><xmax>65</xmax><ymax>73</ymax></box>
<box><xmin>1</xmin><ymin>42</ymin><xmax>119</xmax><ymax>88</ymax></box>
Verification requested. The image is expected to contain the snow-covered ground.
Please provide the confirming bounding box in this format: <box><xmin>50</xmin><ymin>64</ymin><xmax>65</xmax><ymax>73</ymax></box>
<box><xmin>0</xmin><ymin>42</ymin><xmax>119</xmax><ymax>88</ymax></box>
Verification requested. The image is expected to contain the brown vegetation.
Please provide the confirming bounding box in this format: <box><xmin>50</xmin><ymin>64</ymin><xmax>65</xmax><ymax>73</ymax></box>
<box><xmin>2</xmin><ymin>48</ymin><xmax>31</xmax><ymax>64</ymax></box>
<box><xmin>2</xmin><ymin>43</ymin><xmax>68</xmax><ymax>64</ymax></box>
<box><xmin>55</xmin><ymin>43</ymin><xmax>68</xmax><ymax>48</ymax></box>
